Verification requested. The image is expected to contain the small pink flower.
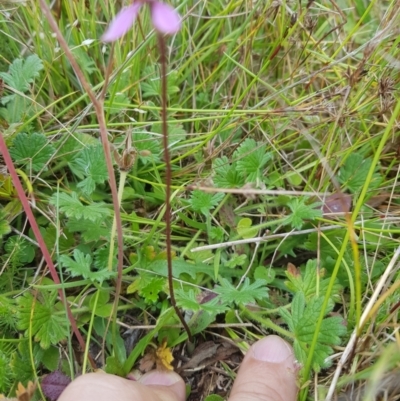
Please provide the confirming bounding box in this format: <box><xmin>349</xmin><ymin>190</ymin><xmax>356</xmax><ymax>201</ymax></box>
<box><xmin>102</xmin><ymin>1</ymin><xmax>181</xmax><ymax>42</ymax></box>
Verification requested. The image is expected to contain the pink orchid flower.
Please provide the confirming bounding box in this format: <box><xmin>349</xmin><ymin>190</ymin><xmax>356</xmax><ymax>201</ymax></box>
<box><xmin>102</xmin><ymin>1</ymin><xmax>181</xmax><ymax>42</ymax></box>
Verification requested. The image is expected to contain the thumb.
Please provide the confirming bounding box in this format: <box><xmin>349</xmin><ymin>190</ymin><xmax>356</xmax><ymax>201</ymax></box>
<box><xmin>229</xmin><ymin>336</ymin><xmax>298</xmax><ymax>401</ymax></box>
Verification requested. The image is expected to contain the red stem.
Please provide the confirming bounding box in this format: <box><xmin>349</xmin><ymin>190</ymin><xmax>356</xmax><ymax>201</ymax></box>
<box><xmin>0</xmin><ymin>133</ymin><xmax>96</xmax><ymax>369</ymax></box>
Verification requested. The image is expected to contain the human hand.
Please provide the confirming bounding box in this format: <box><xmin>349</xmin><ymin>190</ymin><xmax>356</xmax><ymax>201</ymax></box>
<box><xmin>58</xmin><ymin>335</ymin><xmax>297</xmax><ymax>401</ymax></box>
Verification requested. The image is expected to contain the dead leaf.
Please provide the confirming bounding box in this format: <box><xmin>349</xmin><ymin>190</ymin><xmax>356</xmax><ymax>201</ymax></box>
<box><xmin>365</xmin><ymin>193</ymin><xmax>390</xmax><ymax>208</ymax></box>
<box><xmin>179</xmin><ymin>341</ymin><xmax>239</xmax><ymax>374</ymax></box>
<box><xmin>287</xmin><ymin>262</ymin><xmax>300</xmax><ymax>277</ymax></box>
<box><xmin>155</xmin><ymin>338</ymin><xmax>174</xmax><ymax>371</ymax></box>
<box><xmin>0</xmin><ymin>381</ymin><xmax>37</xmax><ymax>401</ymax></box>
<box><xmin>139</xmin><ymin>351</ymin><xmax>156</xmax><ymax>373</ymax></box>
<box><xmin>139</xmin><ymin>339</ymin><xmax>174</xmax><ymax>373</ymax></box>
<box><xmin>322</xmin><ymin>193</ymin><xmax>352</xmax><ymax>216</ymax></box>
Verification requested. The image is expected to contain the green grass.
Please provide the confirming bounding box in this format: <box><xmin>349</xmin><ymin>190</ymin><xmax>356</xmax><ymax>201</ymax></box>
<box><xmin>1</xmin><ymin>0</ymin><xmax>400</xmax><ymax>400</ymax></box>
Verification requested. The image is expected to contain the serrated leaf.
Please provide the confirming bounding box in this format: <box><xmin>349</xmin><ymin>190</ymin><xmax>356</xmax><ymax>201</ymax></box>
<box><xmin>42</xmin><ymin>371</ymin><xmax>71</xmax><ymax>401</ymax></box>
<box><xmin>60</xmin><ymin>249</ymin><xmax>114</xmax><ymax>283</ymax></box>
<box><xmin>56</xmin><ymin>133</ymin><xmax>98</xmax><ymax>162</ymax></box>
<box><xmin>51</xmin><ymin>192</ymin><xmax>111</xmax><ymax>222</ymax></box>
<box><xmin>215</xmin><ymin>278</ymin><xmax>268</xmax><ymax>305</ymax></box>
<box><xmin>17</xmin><ymin>292</ymin><xmax>69</xmax><ymax>349</ymax></box>
<box><xmin>93</xmin><ymin>246</ymin><xmax>117</xmax><ymax>270</ymax></box>
<box><xmin>10</xmin><ymin>132</ymin><xmax>55</xmax><ymax>172</ymax></box>
<box><xmin>279</xmin><ymin>292</ymin><xmax>346</xmax><ymax>371</ymax></box>
<box><xmin>254</xmin><ymin>266</ymin><xmax>276</xmax><ymax>283</ymax></box>
<box><xmin>151</xmin><ymin>122</ymin><xmax>186</xmax><ymax>147</ymax></box>
<box><xmin>69</xmin><ymin>144</ymin><xmax>108</xmax><ymax>195</ymax></box>
<box><xmin>0</xmin><ymin>295</ymin><xmax>18</xmax><ymax>330</ymax></box>
<box><xmin>189</xmin><ymin>190</ymin><xmax>224</xmax><ymax>215</ymax></box>
<box><xmin>339</xmin><ymin>153</ymin><xmax>381</xmax><ymax>193</ymax></box>
<box><xmin>285</xmin><ymin>198</ymin><xmax>322</xmax><ymax>230</ymax></box>
<box><xmin>10</xmin><ymin>341</ymin><xmax>41</xmax><ymax>388</ymax></box>
<box><xmin>67</xmin><ymin>218</ymin><xmax>110</xmax><ymax>242</ymax></box>
<box><xmin>139</xmin><ymin>276</ymin><xmax>165</xmax><ymax>303</ymax></box>
<box><xmin>4</xmin><ymin>236</ymin><xmax>35</xmax><ymax>267</ymax></box>
<box><xmin>285</xmin><ymin>259</ymin><xmax>342</xmax><ymax>301</ymax></box>
<box><xmin>0</xmin><ymin>54</ymin><xmax>43</xmax><ymax>92</ymax></box>
<box><xmin>234</xmin><ymin>138</ymin><xmax>272</xmax><ymax>182</ymax></box>
<box><xmin>131</xmin><ymin>131</ymin><xmax>161</xmax><ymax>165</ymax></box>
<box><xmin>140</xmin><ymin>70</ymin><xmax>179</xmax><ymax>99</ymax></box>
<box><xmin>213</xmin><ymin>156</ymin><xmax>245</xmax><ymax>188</ymax></box>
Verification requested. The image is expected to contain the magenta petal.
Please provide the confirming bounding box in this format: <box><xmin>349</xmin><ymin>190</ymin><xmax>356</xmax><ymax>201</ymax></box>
<box><xmin>150</xmin><ymin>1</ymin><xmax>181</xmax><ymax>34</ymax></box>
<box><xmin>102</xmin><ymin>3</ymin><xmax>143</xmax><ymax>42</ymax></box>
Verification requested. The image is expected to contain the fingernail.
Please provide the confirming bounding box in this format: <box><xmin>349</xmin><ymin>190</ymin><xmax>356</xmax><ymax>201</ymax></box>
<box><xmin>139</xmin><ymin>371</ymin><xmax>181</xmax><ymax>386</ymax></box>
<box><xmin>252</xmin><ymin>335</ymin><xmax>293</xmax><ymax>363</ymax></box>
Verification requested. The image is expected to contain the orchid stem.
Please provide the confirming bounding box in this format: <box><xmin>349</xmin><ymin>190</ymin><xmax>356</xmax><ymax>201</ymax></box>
<box><xmin>158</xmin><ymin>34</ymin><xmax>192</xmax><ymax>342</ymax></box>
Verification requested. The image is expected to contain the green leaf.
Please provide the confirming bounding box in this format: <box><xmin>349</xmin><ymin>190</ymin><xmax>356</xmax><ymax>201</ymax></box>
<box><xmin>67</xmin><ymin>218</ymin><xmax>111</xmax><ymax>242</ymax></box>
<box><xmin>0</xmin><ymin>54</ymin><xmax>43</xmax><ymax>92</ymax></box>
<box><xmin>0</xmin><ymin>349</ymin><xmax>14</xmax><ymax>393</ymax></box>
<box><xmin>285</xmin><ymin>197</ymin><xmax>322</xmax><ymax>230</ymax></box>
<box><xmin>224</xmin><ymin>253</ymin><xmax>247</xmax><ymax>268</ymax></box>
<box><xmin>279</xmin><ymin>292</ymin><xmax>346</xmax><ymax>372</ymax></box>
<box><xmin>140</xmin><ymin>276</ymin><xmax>165</xmax><ymax>303</ymax></box>
<box><xmin>131</xmin><ymin>131</ymin><xmax>161</xmax><ymax>165</ymax></box>
<box><xmin>176</xmin><ymin>289</ymin><xmax>227</xmax><ymax>314</ymax></box>
<box><xmin>215</xmin><ymin>278</ymin><xmax>268</xmax><ymax>305</ymax></box>
<box><xmin>237</xmin><ymin>217</ymin><xmax>258</xmax><ymax>239</ymax></box>
<box><xmin>4</xmin><ymin>236</ymin><xmax>35</xmax><ymax>266</ymax></box>
<box><xmin>56</xmin><ymin>133</ymin><xmax>98</xmax><ymax>163</ymax></box>
<box><xmin>41</xmin><ymin>346</ymin><xmax>60</xmax><ymax>371</ymax></box>
<box><xmin>234</xmin><ymin>138</ymin><xmax>272</xmax><ymax>182</ymax></box>
<box><xmin>213</xmin><ymin>156</ymin><xmax>245</xmax><ymax>188</ymax></box>
<box><xmin>17</xmin><ymin>291</ymin><xmax>69</xmax><ymax>349</ymax></box>
<box><xmin>93</xmin><ymin>246</ymin><xmax>117</xmax><ymax>270</ymax></box>
<box><xmin>11</xmin><ymin>341</ymin><xmax>41</xmax><ymax>386</ymax></box>
<box><xmin>140</xmin><ymin>69</ymin><xmax>180</xmax><ymax>99</ymax></box>
<box><xmin>254</xmin><ymin>266</ymin><xmax>276</xmax><ymax>283</ymax></box>
<box><xmin>0</xmin><ymin>295</ymin><xmax>18</xmax><ymax>329</ymax></box>
<box><xmin>70</xmin><ymin>144</ymin><xmax>108</xmax><ymax>195</ymax></box>
<box><xmin>151</xmin><ymin>121</ymin><xmax>186</xmax><ymax>147</ymax></box>
<box><xmin>51</xmin><ymin>191</ymin><xmax>111</xmax><ymax>222</ymax></box>
<box><xmin>189</xmin><ymin>190</ymin><xmax>224</xmax><ymax>215</ymax></box>
<box><xmin>205</xmin><ymin>395</ymin><xmax>225</xmax><ymax>401</ymax></box>
<box><xmin>284</xmin><ymin>259</ymin><xmax>342</xmax><ymax>302</ymax></box>
<box><xmin>60</xmin><ymin>249</ymin><xmax>114</xmax><ymax>283</ymax></box>
<box><xmin>339</xmin><ymin>153</ymin><xmax>381</xmax><ymax>193</ymax></box>
<box><xmin>10</xmin><ymin>132</ymin><xmax>55</xmax><ymax>172</ymax></box>
<box><xmin>0</xmin><ymin>208</ymin><xmax>11</xmax><ymax>239</ymax></box>
<box><xmin>41</xmin><ymin>225</ymin><xmax>74</xmax><ymax>254</ymax></box>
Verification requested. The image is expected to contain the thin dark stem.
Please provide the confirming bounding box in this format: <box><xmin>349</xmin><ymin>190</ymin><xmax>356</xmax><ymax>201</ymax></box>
<box><xmin>158</xmin><ymin>34</ymin><xmax>192</xmax><ymax>342</ymax></box>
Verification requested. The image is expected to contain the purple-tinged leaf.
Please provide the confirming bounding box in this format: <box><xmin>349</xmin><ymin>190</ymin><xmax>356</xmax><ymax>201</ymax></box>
<box><xmin>150</xmin><ymin>1</ymin><xmax>181</xmax><ymax>34</ymax></box>
<box><xmin>322</xmin><ymin>193</ymin><xmax>352</xmax><ymax>216</ymax></box>
<box><xmin>42</xmin><ymin>371</ymin><xmax>71</xmax><ymax>401</ymax></box>
<box><xmin>102</xmin><ymin>3</ymin><xmax>143</xmax><ymax>42</ymax></box>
